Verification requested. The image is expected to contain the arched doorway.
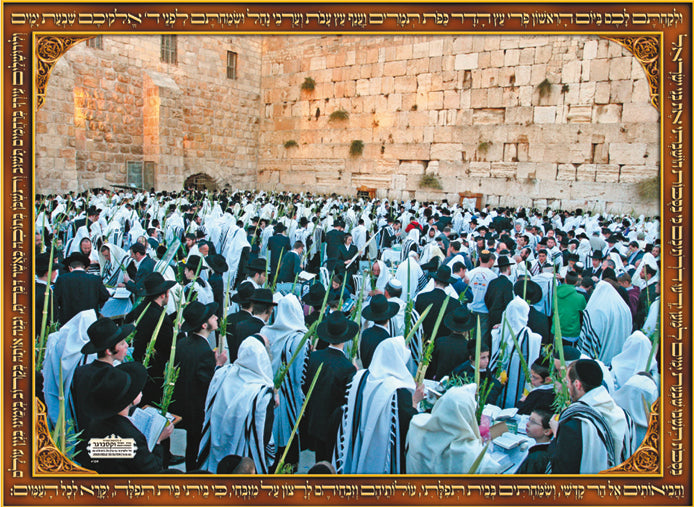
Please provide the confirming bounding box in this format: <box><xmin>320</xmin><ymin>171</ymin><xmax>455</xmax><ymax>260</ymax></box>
<box><xmin>184</xmin><ymin>173</ymin><xmax>218</xmax><ymax>191</ymax></box>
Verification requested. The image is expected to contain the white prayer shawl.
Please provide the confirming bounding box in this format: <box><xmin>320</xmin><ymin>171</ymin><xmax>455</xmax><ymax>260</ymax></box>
<box><xmin>260</xmin><ymin>225</ymin><xmax>274</xmax><ymax>259</ymax></box>
<box><xmin>642</xmin><ymin>296</ymin><xmax>660</xmax><ymax>338</ymax></box>
<box><xmin>261</xmin><ymin>295</ymin><xmax>309</xmax><ymax>449</ymax></box>
<box><xmin>610</xmin><ymin>331</ymin><xmax>657</xmax><ymax>389</ymax></box>
<box><xmin>372</xmin><ymin>260</ymin><xmax>391</xmax><ymax>293</ymax></box>
<box><xmin>198</xmin><ymin>338</ymin><xmax>275</xmax><ymax>473</ymax></box>
<box><xmin>577</xmin><ymin>238</ymin><xmax>592</xmax><ymax>266</ymax></box>
<box><xmin>185</xmin><ymin>279</ymin><xmax>214</xmax><ymax>305</ymax></box>
<box><xmin>418</xmin><ymin>278</ymin><xmax>458</xmax><ymax>299</ymax></box>
<box><xmin>581</xmin><ymin>386</ymin><xmax>630</xmax><ymax>463</ymax></box>
<box><xmin>530</xmin><ymin>273</ymin><xmax>554</xmax><ymax>316</ymax></box>
<box><xmin>395</xmin><ymin>257</ymin><xmax>423</xmax><ymax>302</ymax></box>
<box><xmin>42</xmin><ymin>310</ymin><xmax>98</xmax><ymax>427</ymax></box>
<box><xmin>631</xmin><ymin>252</ymin><xmax>659</xmax><ymax>289</ymax></box>
<box><xmin>335</xmin><ymin>336</ymin><xmax>415</xmax><ymax>474</ymax></box>
<box><xmin>97</xmin><ymin>243</ymin><xmax>128</xmax><ymax>287</ymax></box>
<box><xmin>352</xmin><ymin>224</ymin><xmax>367</xmax><ymax>252</ymax></box>
<box><xmin>406</xmin><ymin>385</ymin><xmax>502</xmax><ymax>474</ymax></box>
<box><xmin>491</xmin><ymin>297</ymin><xmax>541</xmax><ymax>409</ymax></box>
<box><xmin>612</xmin><ymin>374</ymin><xmax>658</xmax><ymax>448</ymax></box>
<box><xmin>579</xmin><ymin>281</ymin><xmax>632</xmax><ymax>364</ymax></box>
<box><xmin>221</xmin><ymin>225</ymin><xmax>251</xmax><ymax>291</ymax></box>
<box><xmin>66</xmin><ymin>225</ymin><xmax>90</xmax><ymax>255</ymax></box>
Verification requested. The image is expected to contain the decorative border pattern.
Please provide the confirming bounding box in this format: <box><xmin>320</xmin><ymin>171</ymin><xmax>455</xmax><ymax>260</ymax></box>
<box><xmin>603</xmin><ymin>398</ymin><xmax>660</xmax><ymax>473</ymax></box>
<box><xmin>35</xmin><ymin>35</ymin><xmax>92</xmax><ymax>109</ymax></box>
<box><xmin>603</xmin><ymin>34</ymin><xmax>660</xmax><ymax>109</ymax></box>
<box><xmin>34</xmin><ymin>398</ymin><xmax>95</xmax><ymax>474</ymax></box>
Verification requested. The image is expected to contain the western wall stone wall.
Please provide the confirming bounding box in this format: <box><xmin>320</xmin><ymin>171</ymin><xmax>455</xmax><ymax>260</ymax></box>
<box><xmin>36</xmin><ymin>35</ymin><xmax>262</xmax><ymax>194</ymax></box>
<box><xmin>258</xmin><ymin>35</ymin><xmax>659</xmax><ymax>214</ymax></box>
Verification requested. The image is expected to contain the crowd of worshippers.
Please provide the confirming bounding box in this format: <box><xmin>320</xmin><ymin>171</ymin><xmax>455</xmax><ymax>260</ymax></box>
<box><xmin>36</xmin><ymin>187</ymin><xmax>660</xmax><ymax>475</ymax></box>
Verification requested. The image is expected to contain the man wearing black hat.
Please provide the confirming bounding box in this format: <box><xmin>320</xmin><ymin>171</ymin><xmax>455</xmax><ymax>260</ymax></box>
<box><xmin>302</xmin><ymin>283</ymin><xmax>326</xmax><ymax>328</ymax></box>
<box><xmin>514</xmin><ymin>278</ymin><xmax>551</xmax><ymax>344</ymax></box>
<box><xmin>583</xmin><ymin>250</ymin><xmax>605</xmax><ymax>281</ymax></box>
<box><xmin>182</xmin><ymin>255</ymin><xmax>213</xmax><ymax>304</ymax></box>
<box><xmin>235</xmin><ymin>288</ymin><xmax>277</xmax><ymax>344</ymax></box>
<box><xmin>547</xmin><ymin>359</ymin><xmax>629</xmax><ymax>473</ymax></box>
<box><xmin>484</xmin><ymin>255</ymin><xmax>514</xmax><ymax>332</ymax></box>
<box><xmin>360</xmin><ymin>294</ymin><xmax>400</xmax><ymax>369</ymax></box>
<box><xmin>175</xmin><ymin>301</ymin><xmax>227</xmax><ymax>471</ymax></box>
<box><xmin>277</xmin><ymin>240</ymin><xmax>305</xmax><ymax>285</ymax></box>
<box><xmin>301</xmin><ymin>312</ymin><xmax>357</xmax><ymax>462</ymax></box>
<box><xmin>124</xmin><ymin>242</ymin><xmax>155</xmax><ymax>294</ymax></box>
<box><xmin>124</xmin><ymin>272</ymin><xmax>176</xmax><ymax>406</ymax></box>
<box><xmin>324</xmin><ymin>220</ymin><xmax>345</xmax><ymax>274</ymax></box>
<box><xmin>206</xmin><ymin>254</ymin><xmax>228</xmax><ymax>319</ymax></box>
<box><xmin>414</xmin><ymin>265</ymin><xmax>461</xmax><ymax>341</ymax></box>
<box><xmin>267</xmin><ymin>223</ymin><xmax>290</xmax><ymax>281</ymax></box>
<box><xmin>244</xmin><ymin>257</ymin><xmax>267</xmax><ymax>289</ymax></box>
<box><xmin>35</xmin><ymin>252</ymin><xmax>58</xmax><ymax>336</ymax></box>
<box><xmin>53</xmin><ymin>251</ymin><xmax>111</xmax><ymax>326</ymax></box>
<box><xmin>79</xmin><ymin>362</ymin><xmax>174</xmax><ymax>473</ymax></box>
<box><xmin>224</xmin><ymin>281</ymin><xmax>256</xmax><ymax>362</ymax></box>
<box><xmin>426</xmin><ymin>306</ymin><xmax>474</xmax><ymax>380</ymax></box>
<box><xmin>71</xmin><ymin>318</ymin><xmax>134</xmax><ymax>432</ymax></box>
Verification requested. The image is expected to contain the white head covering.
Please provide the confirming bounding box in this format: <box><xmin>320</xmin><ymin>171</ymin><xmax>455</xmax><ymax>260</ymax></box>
<box><xmin>395</xmin><ymin>256</ymin><xmax>423</xmax><ymax>301</ymax></box>
<box><xmin>406</xmin><ymin>384</ymin><xmax>502</xmax><ymax>474</ymax></box>
<box><xmin>610</xmin><ymin>331</ymin><xmax>657</xmax><ymax>389</ymax></box>
<box><xmin>261</xmin><ymin>294</ymin><xmax>309</xmax><ymax>448</ymax></box>
<box><xmin>578</xmin><ymin>281</ymin><xmax>633</xmax><ymax>365</ymax></box>
<box><xmin>631</xmin><ymin>252</ymin><xmax>659</xmax><ymax>289</ymax></box>
<box><xmin>97</xmin><ymin>242</ymin><xmax>128</xmax><ymax>286</ymax></box>
<box><xmin>198</xmin><ymin>337</ymin><xmax>275</xmax><ymax>473</ymax></box>
<box><xmin>334</xmin><ymin>336</ymin><xmax>414</xmax><ymax>474</ymax></box>
<box><xmin>612</xmin><ymin>374</ymin><xmax>658</xmax><ymax>447</ymax></box>
<box><xmin>372</xmin><ymin>259</ymin><xmax>391</xmax><ymax>292</ymax></box>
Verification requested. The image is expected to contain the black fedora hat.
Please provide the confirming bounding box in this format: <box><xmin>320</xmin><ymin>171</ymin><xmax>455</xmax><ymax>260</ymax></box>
<box><xmin>514</xmin><ymin>278</ymin><xmax>543</xmax><ymax>305</ymax></box>
<box><xmin>249</xmin><ymin>288</ymin><xmax>277</xmax><ymax>306</ymax></box>
<box><xmin>273</xmin><ymin>222</ymin><xmax>286</xmax><ymax>233</ymax></box>
<box><xmin>433</xmin><ymin>265</ymin><xmax>455</xmax><ymax>285</ymax></box>
<box><xmin>184</xmin><ymin>255</ymin><xmax>208</xmax><ymax>273</ymax></box>
<box><xmin>36</xmin><ymin>252</ymin><xmax>58</xmax><ymax>274</ymax></box>
<box><xmin>361</xmin><ymin>294</ymin><xmax>399</xmax><ymax>322</ymax></box>
<box><xmin>248</xmin><ymin>257</ymin><xmax>267</xmax><ymax>274</ymax></box>
<box><xmin>231</xmin><ymin>281</ymin><xmax>255</xmax><ymax>304</ymax></box>
<box><xmin>181</xmin><ymin>301</ymin><xmax>219</xmax><ymax>332</ymax></box>
<box><xmin>496</xmin><ymin>255</ymin><xmax>512</xmax><ymax>268</ymax></box>
<box><xmin>302</xmin><ymin>283</ymin><xmax>326</xmax><ymax>307</ymax></box>
<box><xmin>62</xmin><ymin>251</ymin><xmax>91</xmax><ymax>268</ymax></box>
<box><xmin>443</xmin><ymin>306</ymin><xmax>475</xmax><ymax>333</ymax></box>
<box><xmin>91</xmin><ymin>361</ymin><xmax>147</xmax><ymax>417</ymax></box>
<box><xmin>82</xmin><ymin>317</ymin><xmax>134</xmax><ymax>355</ymax></box>
<box><xmin>140</xmin><ymin>272</ymin><xmax>176</xmax><ymax>298</ymax></box>
<box><xmin>590</xmin><ymin>250</ymin><xmax>604</xmax><ymax>260</ymax></box>
<box><xmin>317</xmin><ymin>311</ymin><xmax>359</xmax><ymax>345</ymax></box>
<box><xmin>207</xmin><ymin>254</ymin><xmax>228</xmax><ymax>274</ymax></box>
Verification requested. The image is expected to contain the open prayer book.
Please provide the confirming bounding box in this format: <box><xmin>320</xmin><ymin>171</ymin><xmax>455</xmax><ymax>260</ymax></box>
<box><xmin>298</xmin><ymin>271</ymin><xmax>316</xmax><ymax>281</ymax></box>
<box><xmin>482</xmin><ymin>405</ymin><xmax>518</xmax><ymax>421</ymax></box>
<box><xmin>129</xmin><ymin>405</ymin><xmax>180</xmax><ymax>451</ymax></box>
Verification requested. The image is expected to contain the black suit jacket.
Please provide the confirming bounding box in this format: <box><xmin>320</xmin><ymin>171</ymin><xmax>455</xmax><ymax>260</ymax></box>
<box><xmin>337</xmin><ymin>244</ymin><xmax>358</xmax><ymax>277</ymax></box>
<box><xmin>302</xmin><ymin>347</ymin><xmax>356</xmax><ymax>448</ymax></box>
<box><xmin>484</xmin><ymin>275</ymin><xmax>514</xmax><ymax>328</ymax></box>
<box><xmin>359</xmin><ymin>325</ymin><xmax>390</xmax><ymax>369</ymax></box>
<box><xmin>267</xmin><ymin>234</ymin><xmax>290</xmax><ymax>278</ymax></box>
<box><xmin>54</xmin><ymin>269</ymin><xmax>110</xmax><ymax>325</ymax></box>
<box><xmin>80</xmin><ymin>414</ymin><xmax>165</xmax><ymax>473</ymax></box>
<box><xmin>427</xmin><ymin>333</ymin><xmax>468</xmax><ymax>380</ymax></box>
<box><xmin>71</xmin><ymin>360</ymin><xmax>112</xmax><ymax>432</ymax></box>
<box><xmin>174</xmin><ymin>334</ymin><xmax>215</xmax><ymax>427</ymax></box>
<box><xmin>225</xmin><ymin>310</ymin><xmax>254</xmax><ymax>362</ymax></box>
<box><xmin>125</xmin><ymin>255</ymin><xmax>155</xmax><ymax>294</ymax></box>
<box><xmin>277</xmin><ymin>250</ymin><xmax>302</xmax><ymax>283</ymax></box>
<box><xmin>125</xmin><ymin>301</ymin><xmax>174</xmax><ymax>405</ymax></box>
<box><xmin>527</xmin><ymin>307</ymin><xmax>552</xmax><ymax>345</ymax></box>
<box><xmin>325</xmin><ymin>229</ymin><xmax>344</xmax><ymax>261</ymax></box>
<box><xmin>414</xmin><ymin>288</ymin><xmax>461</xmax><ymax>339</ymax></box>
<box><xmin>208</xmin><ymin>272</ymin><xmax>224</xmax><ymax>319</ymax></box>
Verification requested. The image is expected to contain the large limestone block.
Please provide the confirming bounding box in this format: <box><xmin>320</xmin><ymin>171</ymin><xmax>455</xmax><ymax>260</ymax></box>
<box><xmin>609</xmin><ymin>142</ymin><xmax>647</xmax><ymax>164</ymax></box>
<box><xmin>430</xmin><ymin>143</ymin><xmax>463</xmax><ymax>161</ymax></box>
<box><xmin>454</xmin><ymin>53</ymin><xmax>478</xmax><ymax>70</ymax></box>
<box><xmin>619</xmin><ymin>165</ymin><xmax>659</xmax><ymax>183</ymax></box>
<box><xmin>594</xmin><ymin>164</ymin><xmax>620</xmax><ymax>183</ymax></box>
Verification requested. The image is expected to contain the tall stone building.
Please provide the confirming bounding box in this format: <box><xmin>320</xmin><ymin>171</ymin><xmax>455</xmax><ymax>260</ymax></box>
<box><xmin>36</xmin><ymin>34</ymin><xmax>659</xmax><ymax>214</ymax></box>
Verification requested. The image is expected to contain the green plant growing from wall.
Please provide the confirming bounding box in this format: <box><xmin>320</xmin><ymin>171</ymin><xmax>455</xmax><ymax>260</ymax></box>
<box><xmin>538</xmin><ymin>78</ymin><xmax>552</xmax><ymax>98</ymax></box>
<box><xmin>420</xmin><ymin>174</ymin><xmax>443</xmax><ymax>190</ymax></box>
<box><xmin>478</xmin><ymin>141</ymin><xmax>492</xmax><ymax>154</ymax></box>
<box><xmin>636</xmin><ymin>175</ymin><xmax>659</xmax><ymax>200</ymax></box>
<box><xmin>329</xmin><ymin>109</ymin><xmax>349</xmax><ymax>121</ymax></box>
<box><xmin>301</xmin><ymin>77</ymin><xmax>316</xmax><ymax>92</ymax></box>
<box><xmin>284</xmin><ymin>140</ymin><xmax>298</xmax><ymax>149</ymax></box>
<box><xmin>350</xmin><ymin>140</ymin><xmax>364</xmax><ymax>157</ymax></box>
<box><xmin>561</xmin><ymin>83</ymin><xmax>570</xmax><ymax>94</ymax></box>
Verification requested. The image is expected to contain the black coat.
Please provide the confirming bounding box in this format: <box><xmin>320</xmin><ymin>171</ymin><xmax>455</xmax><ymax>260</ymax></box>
<box><xmin>173</xmin><ymin>333</ymin><xmax>216</xmax><ymax>471</ymax></box>
<box><xmin>516</xmin><ymin>385</ymin><xmax>555</xmax><ymax>415</ymax></box>
<box><xmin>234</xmin><ymin>315</ymin><xmax>265</xmax><ymax>344</ymax></box>
<box><xmin>125</xmin><ymin>255</ymin><xmax>155</xmax><ymax>294</ymax></box>
<box><xmin>325</xmin><ymin>229</ymin><xmax>344</xmax><ymax>261</ymax></box>
<box><xmin>125</xmin><ymin>301</ymin><xmax>174</xmax><ymax>406</ymax></box>
<box><xmin>80</xmin><ymin>414</ymin><xmax>165</xmax><ymax>473</ymax></box>
<box><xmin>517</xmin><ymin>442</ymin><xmax>551</xmax><ymax>474</ymax></box>
<box><xmin>359</xmin><ymin>325</ymin><xmax>390</xmax><ymax>369</ymax></box>
<box><xmin>527</xmin><ymin>307</ymin><xmax>552</xmax><ymax>345</ymax></box>
<box><xmin>225</xmin><ymin>309</ymin><xmax>254</xmax><ymax>363</ymax></box>
<box><xmin>54</xmin><ymin>269</ymin><xmax>110</xmax><ymax>325</ymax></box>
<box><xmin>208</xmin><ymin>272</ymin><xmax>225</xmax><ymax>319</ymax></box>
<box><xmin>484</xmin><ymin>275</ymin><xmax>514</xmax><ymax>328</ymax></box>
<box><xmin>337</xmin><ymin>243</ymin><xmax>358</xmax><ymax>277</ymax></box>
<box><xmin>427</xmin><ymin>333</ymin><xmax>468</xmax><ymax>380</ymax></box>
<box><xmin>267</xmin><ymin>234</ymin><xmax>290</xmax><ymax>279</ymax></box>
<box><xmin>414</xmin><ymin>288</ymin><xmax>461</xmax><ymax>339</ymax></box>
<box><xmin>71</xmin><ymin>360</ymin><xmax>112</xmax><ymax>432</ymax></box>
<box><xmin>277</xmin><ymin>250</ymin><xmax>302</xmax><ymax>283</ymax></box>
<box><xmin>302</xmin><ymin>347</ymin><xmax>356</xmax><ymax>457</ymax></box>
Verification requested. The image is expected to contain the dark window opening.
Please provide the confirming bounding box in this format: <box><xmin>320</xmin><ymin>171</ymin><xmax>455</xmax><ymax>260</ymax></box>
<box><xmin>161</xmin><ymin>35</ymin><xmax>177</xmax><ymax>64</ymax></box>
<box><xmin>227</xmin><ymin>51</ymin><xmax>238</xmax><ymax>79</ymax></box>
